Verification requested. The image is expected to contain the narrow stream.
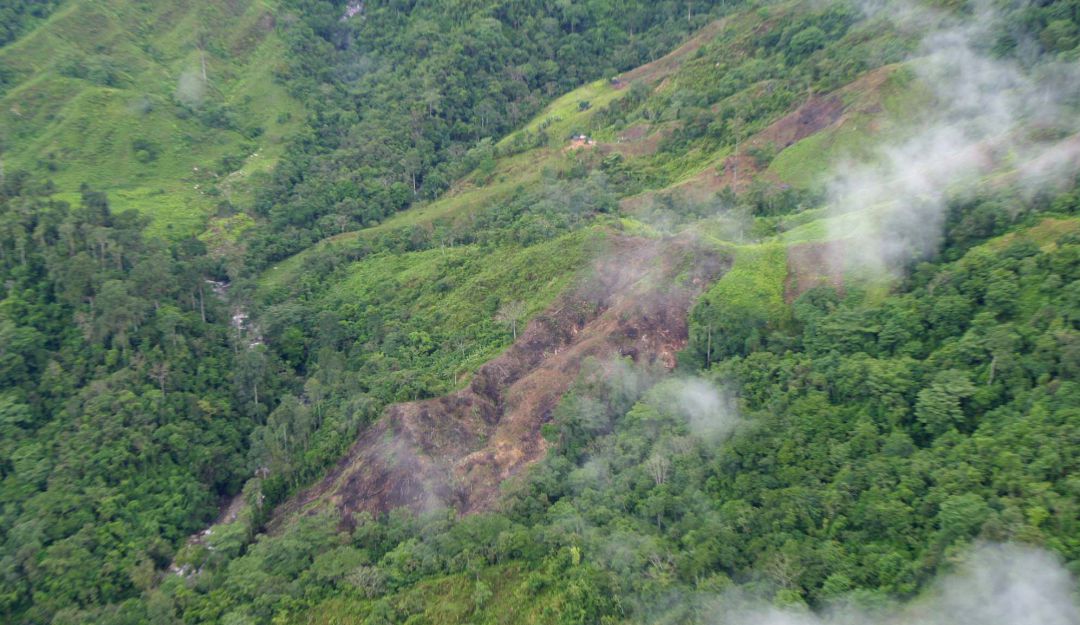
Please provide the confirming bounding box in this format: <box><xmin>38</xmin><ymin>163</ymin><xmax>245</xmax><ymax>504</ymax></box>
<box><xmin>168</xmin><ymin>279</ymin><xmax>262</xmax><ymax>576</ymax></box>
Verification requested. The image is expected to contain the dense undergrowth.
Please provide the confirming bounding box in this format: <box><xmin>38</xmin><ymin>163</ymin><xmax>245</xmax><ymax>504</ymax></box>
<box><xmin>0</xmin><ymin>176</ymin><xmax>263</xmax><ymax>620</ymax></box>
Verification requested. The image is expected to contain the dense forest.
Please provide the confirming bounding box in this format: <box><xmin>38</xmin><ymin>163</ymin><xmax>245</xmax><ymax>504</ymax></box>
<box><xmin>0</xmin><ymin>175</ymin><xmax>264</xmax><ymax>618</ymax></box>
<box><xmin>1</xmin><ymin>0</ymin><xmax>1080</xmax><ymax>624</ymax></box>
<box><xmin>247</xmin><ymin>0</ymin><xmax>744</xmax><ymax>264</ymax></box>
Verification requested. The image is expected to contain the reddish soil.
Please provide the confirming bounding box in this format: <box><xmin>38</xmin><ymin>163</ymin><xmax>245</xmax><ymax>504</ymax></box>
<box><xmin>784</xmin><ymin>241</ymin><xmax>846</xmax><ymax>303</ymax></box>
<box><xmin>615</xmin><ymin>19</ymin><xmax>729</xmax><ymax>88</ymax></box>
<box><xmin>620</xmin><ymin>125</ymin><xmax>649</xmax><ymax>141</ymax></box>
<box><xmin>565</xmin><ymin>137</ymin><xmax>597</xmax><ymax>151</ymax></box>
<box><xmin>618</xmin><ymin>65</ymin><xmax>912</xmax><ymax>213</ymax></box>
<box><xmin>603</xmin><ymin>123</ymin><xmax>671</xmax><ymax>158</ymax></box>
<box><xmin>276</xmin><ymin>234</ymin><xmax>728</xmax><ymax>526</ymax></box>
<box><xmin>758</xmin><ymin>94</ymin><xmax>846</xmax><ymax>153</ymax></box>
<box><xmin>713</xmin><ymin>93</ymin><xmax>845</xmax><ymax>187</ymax></box>
<box><xmin>623</xmin><ymin>93</ymin><xmax>846</xmax><ymax>211</ymax></box>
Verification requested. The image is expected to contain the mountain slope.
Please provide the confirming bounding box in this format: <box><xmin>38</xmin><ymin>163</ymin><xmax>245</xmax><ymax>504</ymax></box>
<box><xmin>216</xmin><ymin>4</ymin><xmax>1080</xmax><ymax>623</ymax></box>
<box><xmin>276</xmin><ymin>234</ymin><xmax>727</xmax><ymax>525</ymax></box>
<box><xmin>3</xmin><ymin>1</ymin><xmax>1080</xmax><ymax>624</ymax></box>
<box><xmin>0</xmin><ymin>0</ymin><xmax>302</xmax><ymax>236</ymax></box>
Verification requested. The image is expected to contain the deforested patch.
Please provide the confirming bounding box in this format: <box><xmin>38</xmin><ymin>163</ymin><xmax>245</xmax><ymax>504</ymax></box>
<box><xmin>274</xmin><ymin>234</ymin><xmax>729</xmax><ymax>526</ymax></box>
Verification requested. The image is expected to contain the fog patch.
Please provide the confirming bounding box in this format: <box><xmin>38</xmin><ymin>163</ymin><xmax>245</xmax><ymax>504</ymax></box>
<box><xmin>176</xmin><ymin>68</ymin><xmax>208</xmax><ymax>106</ymax></box>
<box><xmin>825</xmin><ymin>2</ymin><xmax>1080</xmax><ymax>276</ymax></box>
<box><xmin>568</xmin><ymin>456</ymin><xmax>612</xmax><ymax>494</ymax></box>
<box><xmin>649</xmin><ymin>377</ymin><xmax>740</xmax><ymax>442</ymax></box>
<box><xmin>702</xmin><ymin>544</ymin><xmax>1079</xmax><ymax>625</ymax></box>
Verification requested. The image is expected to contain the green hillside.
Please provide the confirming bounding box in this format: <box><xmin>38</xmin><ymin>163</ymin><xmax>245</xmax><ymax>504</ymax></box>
<box><xmin>259</xmin><ymin>1</ymin><xmax>917</xmax><ymax>292</ymax></box>
<box><xmin>2</xmin><ymin>1</ymin><xmax>1080</xmax><ymax>624</ymax></box>
<box><xmin>0</xmin><ymin>0</ymin><xmax>302</xmax><ymax>237</ymax></box>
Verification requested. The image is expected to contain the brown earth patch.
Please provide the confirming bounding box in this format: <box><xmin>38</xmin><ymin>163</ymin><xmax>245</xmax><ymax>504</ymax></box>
<box><xmin>785</xmin><ymin>241</ymin><xmax>846</xmax><ymax>303</ymax></box>
<box><xmin>565</xmin><ymin>136</ymin><xmax>597</xmax><ymax>151</ymax></box>
<box><xmin>231</xmin><ymin>10</ymin><xmax>276</xmax><ymax>57</ymax></box>
<box><xmin>275</xmin><ymin>234</ymin><xmax>728</xmax><ymax>527</ymax></box>
<box><xmin>620</xmin><ymin>125</ymin><xmax>649</xmax><ymax>141</ymax></box>
<box><xmin>622</xmin><ymin>94</ymin><xmax>846</xmax><ymax>211</ymax></box>
<box><xmin>834</xmin><ymin>64</ymin><xmax>897</xmax><ymax>108</ymax></box>
<box><xmin>602</xmin><ymin>123</ymin><xmax>671</xmax><ymax>158</ymax></box>
<box><xmin>754</xmin><ymin>94</ymin><xmax>846</xmax><ymax>155</ymax></box>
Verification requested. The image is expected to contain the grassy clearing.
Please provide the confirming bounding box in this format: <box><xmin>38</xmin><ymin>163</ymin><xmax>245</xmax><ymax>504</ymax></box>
<box><xmin>0</xmin><ymin>0</ymin><xmax>302</xmax><ymax>238</ymax></box>
<box><xmin>699</xmin><ymin>242</ymin><xmax>790</xmax><ymax>325</ymax></box>
<box><xmin>258</xmin><ymin>135</ymin><xmax>577</xmax><ymax>292</ymax></box>
<box><xmin>380</xmin><ymin>176</ymin><xmax>527</xmax><ymax>232</ymax></box>
<box><xmin>767</xmin><ymin>65</ymin><xmax>923</xmax><ymax>187</ymax></box>
<box><xmin>768</xmin><ymin>126</ymin><xmax>853</xmax><ymax>188</ymax></box>
<box><xmin>258</xmin><ymin>79</ymin><xmax>615</xmax><ymax>290</ymax></box>
<box><xmin>324</xmin><ymin>229</ymin><xmax>601</xmax><ymax>381</ymax></box>
<box><xmin>261</xmin><ymin>13</ymin><xmax>928</xmax><ymax>323</ymax></box>
<box><xmin>199</xmin><ymin>212</ymin><xmax>257</xmax><ymax>253</ymax></box>
<box><xmin>779</xmin><ymin>212</ymin><xmax>834</xmax><ymax>243</ymax></box>
<box><xmin>256</xmin><ymin>182</ymin><xmax>512</xmax><ymax>294</ymax></box>
<box><xmin>299</xmin><ymin>564</ymin><xmax>557</xmax><ymax>625</ymax></box>
<box><xmin>497</xmin><ymin>79</ymin><xmax>627</xmax><ymax>150</ymax></box>
<box><xmin>983</xmin><ymin>216</ymin><xmax>1080</xmax><ymax>252</ymax></box>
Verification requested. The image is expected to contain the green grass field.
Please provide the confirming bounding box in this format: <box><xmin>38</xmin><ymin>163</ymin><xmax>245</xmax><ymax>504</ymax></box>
<box><xmin>699</xmin><ymin>241</ymin><xmax>790</xmax><ymax>325</ymax></box>
<box><xmin>767</xmin><ymin>64</ymin><xmax>924</xmax><ymax>187</ymax></box>
<box><xmin>255</xmin><ymin>226</ymin><xmax>606</xmax><ymax>404</ymax></box>
<box><xmin>0</xmin><ymin>0</ymin><xmax>302</xmax><ymax>238</ymax></box>
<box><xmin>299</xmin><ymin>563</ymin><xmax>552</xmax><ymax>625</ymax></box>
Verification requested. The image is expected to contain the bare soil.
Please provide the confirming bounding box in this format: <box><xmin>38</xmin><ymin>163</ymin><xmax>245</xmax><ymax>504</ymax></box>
<box><xmin>618</xmin><ymin>66</ymin><xmax>912</xmax><ymax>213</ymax></box>
<box><xmin>622</xmin><ymin>93</ymin><xmax>846</xmax><ymax>211</ymax></box>
<box><xmin>275</xmin><ymin>234</ymin><xmax>728</xmax><ymax>527</ymax></box>
<box><xmin>602</xmin><ymin>123</ymin><xmax>671</xmax><ymax>158</ymax></box>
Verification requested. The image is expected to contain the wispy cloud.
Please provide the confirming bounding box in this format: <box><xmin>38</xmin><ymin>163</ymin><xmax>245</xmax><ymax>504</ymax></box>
<box><xmin>702</xmin><ymin>544</ymin><xmax>1079</xmax><ymax>625</ymax></box>
<box><xmin>656</xmin><ymin>377</ymin><xmax>741</xmax><ymax>442</ymax></box>
<box><xmin>826</xmin><ymin>2</ymin><xmax>1080</xmax><ymax>275</ymax></box>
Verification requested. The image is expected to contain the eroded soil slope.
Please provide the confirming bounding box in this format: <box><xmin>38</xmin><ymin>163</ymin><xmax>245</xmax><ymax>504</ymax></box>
<box><xmin>280</xmin><ymin>234</ymin><xmax>728</xmax><ymax>525</ymax></box>
<box><xmin>622</xmin><ymin>93</ymin><xmax>846</xmax><ymax>211</ymax></box>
